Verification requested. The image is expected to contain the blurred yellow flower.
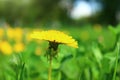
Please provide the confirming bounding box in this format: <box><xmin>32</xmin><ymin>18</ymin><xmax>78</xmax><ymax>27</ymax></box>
<box><xmin>26</xmin><ymin>32</ymin><xmax>32</xmax><ymax>42</ymax></box>
<box><xmin>14</xmin><ymin>42</ymin><xmax>24</xmax><ymax>52</ymax></box>
<box><xmin>0</xmin><ymin>28</ymin><xmax>4</xmax><ymax>38</ymax></box>
<box><xmin>14</xmin><ymin>28</ymin><xmax>23</xmax><ymax>42</ymax></box>
<box><xmin>31</xmin><ymin>30</ymin><xmax>78</xmax><ymax>48</ymax></box>
<box><xmin>6</xmin><ymin>28</ymin><xmax>14</xmax><ymax>39</ymax></box>
<box><xmin>0</xmin><ymin>41</ymin><xmax>12</xmax><ymax>55</ymax></box>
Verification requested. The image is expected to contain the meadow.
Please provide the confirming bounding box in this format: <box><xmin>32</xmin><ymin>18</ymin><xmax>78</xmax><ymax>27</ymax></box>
<box><xmin>0</xmin><ymin>24</ymin><xmax>120</xmax><ymax>80</ymax></box>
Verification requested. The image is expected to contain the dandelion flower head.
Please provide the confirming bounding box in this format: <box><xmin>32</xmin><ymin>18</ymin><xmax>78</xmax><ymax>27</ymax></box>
<box><xmin>31</xmin><ymin>30</ymin><xmax>78</xmax><ymax>48</ymax></box>
<box><xmin>0</xmin><ymin>41</ymin><xmax>12</xmax><ymax>55</ymax></box>
<box><xmin>14</xmin><ymin>42</ymin><xmax>24</xmax><ymax>53</ymax></box>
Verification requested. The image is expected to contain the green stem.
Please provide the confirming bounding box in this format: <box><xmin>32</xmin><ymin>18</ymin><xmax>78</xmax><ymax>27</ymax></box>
<box><xmin>48</xmin><ymin>56</ymin><xmax>52</xmax><ymax>80</ymax></box>
<box><xmin>20</xmin><ymin>63</ymin><xmax>25</xmax><ymax>80</ymax></box>
<box><xmin>16</xmin><ymin>69</ymin><xmax>19</xmax><ymax>80</ymax></box>
<box><xmin>112</xmin><ymin>43</ymin><xmax>119</xmax><ymax>80</ymax></box>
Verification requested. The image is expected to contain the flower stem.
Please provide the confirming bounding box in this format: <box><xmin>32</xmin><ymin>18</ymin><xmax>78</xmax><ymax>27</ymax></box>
<box><xmin>112</xmin><ymin>42</ymin><xmax>119</xmax><ymax>80</ymax></box>
<box><xmin>48</xmin><ymin>56</ymin><xmax>52</xmax><ymax>80</ymax></box>
<box><xmin>20</xmin><ymin>62</ymin><xmax>25</xmax><ymax>80</ymax></box>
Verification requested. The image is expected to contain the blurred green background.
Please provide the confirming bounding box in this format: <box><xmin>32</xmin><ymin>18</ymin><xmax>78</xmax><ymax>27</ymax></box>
<box><xmin>0</xmin><ymin>0</ymin><xmax>120</xmax><ymax>80</ymax></box>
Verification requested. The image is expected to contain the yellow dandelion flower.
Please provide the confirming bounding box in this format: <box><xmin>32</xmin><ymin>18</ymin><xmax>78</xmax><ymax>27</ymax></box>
<box><xmin>14</xmin><ymin>28</ymin><xmax>23</xmax><ymax>42</ymax></box>
<box><xmin>26</xmin><ymin>32</ymin><xmax>33</xmax><ymax>42</ymax></box>
<box><xmin>14</xmin><ymin>42</ymin><xmax>24</xmax><ymax>52</ymax></box>
<box><xmin>0</xmin><ymin>41</ymin><xmax>12</xmax><ymax>55</ymax></box>
<box><xmin>31</xmin><ymin>30</ymin><xmax>78</xmax><ymax>48</ymax></box>
<box><xmin>6</xmin><ymin>28</ymin><xmax>14</xmax><ymax>39</ymax></box>
<box><xmin>31</xmin><ymin>30</ymin><xmax>78</xmax><ymax>80</ymax></box>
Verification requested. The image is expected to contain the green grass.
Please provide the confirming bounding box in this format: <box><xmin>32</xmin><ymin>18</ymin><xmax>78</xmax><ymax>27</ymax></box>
<box><xmin>0</xmin><ymin>25</ymin><xmax>120</xmax><ymax>80</ymax></box>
